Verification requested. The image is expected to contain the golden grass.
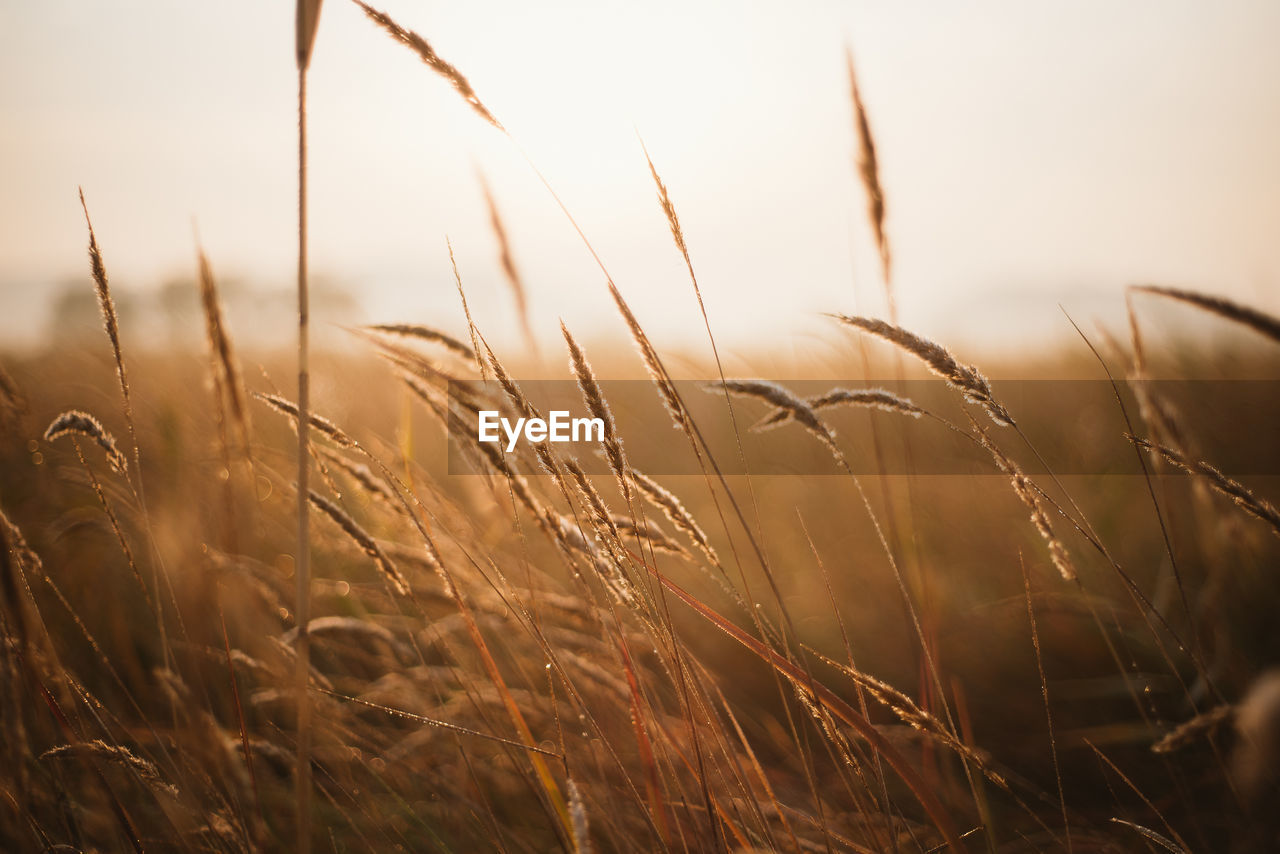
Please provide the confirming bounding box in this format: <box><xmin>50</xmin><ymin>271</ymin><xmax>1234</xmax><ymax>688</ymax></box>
<box><xmin>3</xmin><ymin>13</ymin><xmax>1279</xmax><ymax>854</ymax></box>
<box><xmin>43</xmin><ymin>410</ymin><xmax>128</xmax><ymax>475</ymax></box>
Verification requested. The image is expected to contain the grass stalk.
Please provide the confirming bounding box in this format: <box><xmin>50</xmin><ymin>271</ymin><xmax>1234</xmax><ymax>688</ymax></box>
<box><xmin>294</xmin><ymin>2</ymin><xmax>323</xmax><ymax>850</ymax></box>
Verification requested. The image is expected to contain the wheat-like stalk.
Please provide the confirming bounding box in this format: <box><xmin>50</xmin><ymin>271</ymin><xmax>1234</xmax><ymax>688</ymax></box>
<box><xmin>846</xmin><ymin>48</ymin><xmax>892</xmax><ymax>305</ymax></box>
<box><xmin>77</xmin><ymin>192</ymin><xmax>135</xmax><ymax>450</ymax></box>
<box><xmin>980</xmin><ymin>434</ymin><xmax>1076</xmax><ymax>581</ymax></box>
<box><xmin>1129</xmin><ymin>436</ymin><xmax>1280</xmax><ymax>536</ymax></box>
<box><xmin>197</xmin><ymin>248</ymin><xmax>252</xmax><ymax>459</ymax></box>
<box><xmin>364</xmin><ymin>324</ymin><xmax>476</xmax><ymax>360</ymax></box>
<box><xmin>308</xmin><ymin>490</ymin><xmax>409</xmax><ymax>595</ymax></box>
<box><xmin>708</xmin><ymin>380</ymin><xmax>837</xmax><ymax>453</ymax></box>
<box><xmin>477</xmin><ymin>173</ymin><xmax>537</xmax><ymax>356</ymax></box>
<box><xmin>634</xmin><ymin>143</ymin><xmax>749</xmax><ymax>492</ymax></box>
<box><xmin>318</xmin><ymin>447</ymin><xmax>400</xmax><ymax>509</ymax></box>
<box><xmin>1152</xmin><ymin>704</ymin><xmax>1234</xmax><ymax>754</ymax></box>
<box><xmin>563</xmin><ymin>461</ymin><xmax>635</xmax><ymax>599</ymax></box>
<box><xmin>641</xmin><ymin>142</ymin><xmax>690</xmax><ymax>268</ymax></box>
<box><xmin>254</xmin><ymin>392</ymin><xmax>357</xmax><ymax>448</ymax></box>
<box><xmin>1132</xmin><ymin>285</ymin><xmax>1280</xmax><ymax>345</ymax></box>
<box><xmin>630</xmin><ymin>472</ymin><xmax>718</xmax><ymax>567</ymax></box>
<box><xmin>613</xmin><ymin>516</ymin><xmax>687</xmax><ymax>557</ymax></box>
<box><xmin>561</xmin><ymin>323</ymin><xmax>629</xmax><ymax>499</ymax></box>
<box><xmin>283</xmin><ymin>615</ymin><xmax>409</xmax><ymax>661</ymax></box>
<box><xmin>352</xmin><ymin>1</ymin><xmax>502</xmax><ymax>130</ymax></box>
<box><xmin>294</xmin><ymin>2</ymin><xmax>323</xmax><ymax>847</ymax></box>
<box><xmin>831</xmin><ymin>314</ymin><xmax>1014</xmax><ymax>426</ymax></box>
<box><xmin>756</xmin><ymin>387</ymin><xmax>924</xmax><ymax>429</ymax></box>
<box><xmin>480</xmin><ymin>338</ymin><xmax>540</xmax><ymax>421</ymax></box>
<box><xmin>607</xmin><ymin>282</ymin><xmax>686</xmax><ymax>432</ymax></box>
<box><xmin>42</xmin><ymin>740</ymin><xmax>178</xmax><ymax>799</ymax></box>
<box><xmin>452</xmin><ymin>402</ymin><xmax>545</xmax><ymax>522</ymax></box>
<box><xmin>44</xmin><ymin>411</ymin><xmax>129</xmax><ymax>475</ymax></box>
<box><xmin>564</xmin><ymin>460</ymin><xmax>622</xmax><ymax>547</ymax></box>
<box><xmin>448</xmin><ymin>239</ymin><xmax>490</xmax><ymax>381</ymax></box>
<box><xmin>831</xmin><ymin>657</ymin><xmax>1008</xmax><ymax>789</ymax></box>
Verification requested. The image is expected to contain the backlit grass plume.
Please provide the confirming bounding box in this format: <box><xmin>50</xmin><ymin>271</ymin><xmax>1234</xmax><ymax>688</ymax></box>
<box><xmin>562</xmin><ymin>322</ymin><xmax>629</xmax><ymax>499</ymax></box>
<box><xmin>846</xmin><ymin>48</ymin><xmax>892</xmax><ymax>304</ymax></box>
<box><xmin>709</xmin><ymin>379</ymin><xmax>838</xmax><ymax>453</ymax></box>
<box><xmin>364</xmin><ymin>323</ymin><xmax>476</xmax><ymax>361</ymax></box>
<box><xmin>832</xmin><ymin>314</ymin><xmax>1014</xmax><ymax>426</ymax></box>
<box><xmin>353</xmin><ymin>1</ymin><xmax>502</xmax><ymax>130</ymax></box>
<box><xmin>44</xmin><ymin>410</ymin><xmax>128</xmax><ymax>475</ymax></box>
<box><xmin>1131</xmin><ymin>284</ymin><xmax>1280</xmax><ymax>345</ymax></box>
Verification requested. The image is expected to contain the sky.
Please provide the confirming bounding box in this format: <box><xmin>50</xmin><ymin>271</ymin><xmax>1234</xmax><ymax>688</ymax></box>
<box><xmin>2</xmin><ymin>0</ymin><xmax>1278</xmax><ymax>361</ymax></box>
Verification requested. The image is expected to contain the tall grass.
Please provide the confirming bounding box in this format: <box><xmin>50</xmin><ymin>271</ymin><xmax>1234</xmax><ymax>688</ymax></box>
<box><xmin>294</xmin><ymin>2</ymin><xmax>323</xmax><ymax>851</ymax></box>
<box><xmin>1</xmin><ymin>7</ymin><xmax>1279</xmax><ymax>853</ymax></box>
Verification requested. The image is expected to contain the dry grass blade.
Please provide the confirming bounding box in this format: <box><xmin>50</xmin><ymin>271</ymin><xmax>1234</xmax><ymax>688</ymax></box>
<box><xmin>1021</xmin><ymin>557</ymin><xmax>1071</xmax><ymax>849</ymax></box>
<box><xmin>1132</xmin><ymin>284</ymin><xmax>1280</xmax><ymax>345</ymax></box>
<box><xmin>79</xmin><ymin>190</ymin><xmax>123</xmax><ymax>394</ymax></box>
<box><xmin>480</xmin><ymin>337</ymin><xmax>540</xmax><ymax>421</ymax></box>
<box><xmin>1152</xmin><ymin>704</ymin><xmax>1234</xmax><ymax>754</ymax></box>
<box><xmin>44</xmin><ymin>410</ymin><xmax>128</xmax><ymax>475</ymax></box>
<box><xmin>478</xmin><ymin>173</ymin><xmax>536</xmax><ymax>355</ymax></box>
<box><xmin>42</xmin><ymin>740</ymin><xmax>178</xmax><ymax>799</ymax></box>
<box><xmin>565</xmin><ymin>464</ymin><xmax>635</xmax><ymax>602</ymax></box>
<box><xmin>360</xmin><ymin>332</ymin><xmax>475</xmax><ymax>391</ymax></box>
<box><xmin>198</xmin><ymin>248</ymin><xmax>251</xmax><ymax>458</ymax></box>
<box><xmin>561</xmin><ymin>323</ymin><xmax>629</xmax><ymax>498</ymax></box>
<box><xmin>636</xmin><ymin>140</ymin><xmax>750</xmax><ymax>497</ymax></box>
<box><xmin>447</xmin><ymin>400</ymin><xmax>544</xmax><ymax>522</ymax></box>
<box><xmin>613</xmin><ymin>516</ymin><xmax>686</xmax><ymax>556</ymax></box>
<box><xmin>564</xmin><ymin>460</ymin><xmax>621</xmax><ymax>546</ymax></box>
<box><xmin>831</xmin><ymin>314</ymin><xmax>1014</xmax><ymax>426</ymax></box>
<box><xmin>0</xmin><ymin>508</ymin><xmax>41</xmax><ymax>575</ymax></box>
<box><xmin>980</xmin><ymin>432</ymin><xmax>1076</xmax><ymax>581</ymax></box>
<box><xmin>307</xmin><ymin>490</ymin><xmax>409</xmax><ymax>595</ymax></box>
<box><xmin>449</xmin><ymin>238</ymin><xmax>489</xmax><ymax>380</ymax></box>
<box><xmin>813</xmin><ymin>648</ymin><xmax>1011</xmax><ymax>792</ymax></box>
<box><xmin>318</xmin><ymin>447</ymin><xmax>400</xmax><ymax>509</ymax></box>
<box><xmin>352</xmin><ymin>1</ymin><xmax>502</xmax><ymax>130</ymax></box>
<box><xmin>282</xmin><ymin>616</ymin><xmax>409</xmax><ymax>662</ymax></box>
<box><xmin>1107</xmin><ymin>818</ymin><xmax>1189</xmax><ymax>854</ymax></box>
<box><xmin>78</xmin><ymin>191</ymin><xmax>142</xmax><ymax>463</ymax></box>
<box><xmin>254</xmin><ymin>392</ymin><xmax>357</xmax><ymax>448</ymax></box>
<box><xmin>708</xmin><ymin>380</ymin><xmax>837</xmax><ymax>452</ymax></box>
<box><xmin>365</xmin><ymin>323</ymin><xmax>475</xmax><ymax>360</ymax></box>
<box><xmin>846</xmin><ymin>48</ymin><xmax>892</xmax><ymax>301</ymax></box>
<box><xmin>641</xmin><ymin>141</ymin><xmax>689</xmax><ymax>266</ymax></box>
<box><xmin>631</xmin><ymin>471</ymin><xmax>717</xmax><ymax>566</ymax></box>
<box><xmin>617</xmin><ymin>641</ymin><xmax>670</xmax><ymax>845</ymax></box>
<box><xmin>607</xmin><ymin>282</ymin><xmax>686</xmax><ymax>431</ymax></box>
<box><xmin>1018</xmin><ymin>480</ymin><xmax>1076</xmax><ymax>582</ymax></box>
<box><xmin>757</xmin><ymin>387</ymin><xmax>924</xmax><ymax>429</ymax></box>
<box><xmin>651</xmin><ymin>566</ymin><xmax>967</xmax><ymax>850</ymax></box>
<box><xmin>293</xmin><ymin>12</ymin><xmax>317</xmax><ymax>847</ymax></box>
<box><xmin>1129</xmin><ymin>435</ymin><xmax>1280</xmax><ymax>536</ymax></box>
<box><xmin>319</xmin><ymin>689</ymin><xmax>561</xmax><ymax>755</ymax></box>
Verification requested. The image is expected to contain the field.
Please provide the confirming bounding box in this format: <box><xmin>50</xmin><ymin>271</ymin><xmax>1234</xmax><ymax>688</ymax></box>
<box><xmin>4</xmin><ymin>3</ymin><xmax>1280</xmax><ymax>853</ymax></box>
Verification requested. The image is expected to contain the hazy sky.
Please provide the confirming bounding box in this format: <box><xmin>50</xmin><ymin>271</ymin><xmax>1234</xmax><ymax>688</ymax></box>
<box><xmin>3</xmin><ymin>0</ymin><xmax>1278</xmax><ymax>359</ymax></box>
